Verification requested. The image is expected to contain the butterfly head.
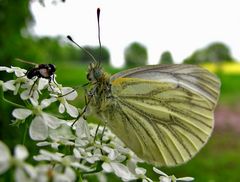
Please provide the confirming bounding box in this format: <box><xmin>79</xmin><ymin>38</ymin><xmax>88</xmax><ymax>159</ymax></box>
<box><xmin>87</xmin><ymin>62</ymin><xmax>106</xmax><ymax>83</ymax></box>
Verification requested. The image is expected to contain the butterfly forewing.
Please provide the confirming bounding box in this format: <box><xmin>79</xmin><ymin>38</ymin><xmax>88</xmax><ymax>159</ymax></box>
<box><xmin>111</xmin><ymin>64</ymin><xmax>220</xmax><ymax>107</ymax></box>
<box><xmin>101</xmin><ymin>64</ymin><xmax>220</xmax><ymax>166</ymax></box>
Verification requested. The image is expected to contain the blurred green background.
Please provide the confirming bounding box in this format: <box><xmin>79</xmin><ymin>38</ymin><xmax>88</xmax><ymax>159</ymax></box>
<box><xmin>0</xmin><ymin>1</ymin><xmax>240</xmax><ymax>181</ymax></box>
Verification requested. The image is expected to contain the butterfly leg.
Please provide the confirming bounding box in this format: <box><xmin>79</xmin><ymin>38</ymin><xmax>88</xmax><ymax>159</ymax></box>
<box><xmin>71</xmin><ymin>93</ymin><xmax>94</xmax><ymax>127</ymax></box>
<box><xmin>100</xmin><ymin>124</ymin><xmax>106</xmax><ymax>145</ymax></box>
<box><xmin>57</xmin><ymin>82</ymin><xmax>90</xmax><ymax>98</ymax></box>
<box><xmin>94</xmin><ymin>124</ymin><xmax>101</xmax><ymax>141</ymax></box>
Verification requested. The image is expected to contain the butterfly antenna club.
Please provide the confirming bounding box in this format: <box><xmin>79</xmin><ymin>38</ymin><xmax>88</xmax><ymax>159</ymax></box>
<box><xmin>97</xmin><ymin>8</ymin><xmax>102</xmax><ymax>67</ymax></box>
<box><xmin>67</xmin><ymin>35</ymin><xmax>98</xmax><ymax>64</ymax></box>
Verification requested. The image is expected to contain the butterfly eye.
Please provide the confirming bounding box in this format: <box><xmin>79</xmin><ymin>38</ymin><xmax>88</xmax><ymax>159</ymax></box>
<box><xmin>94</xmin><ymin>70</ymin><xmax>101</xmax><ymax>79</ymax></box>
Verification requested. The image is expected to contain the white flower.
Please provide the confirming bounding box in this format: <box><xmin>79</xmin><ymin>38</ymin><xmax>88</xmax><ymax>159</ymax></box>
<box><xmin>35</xmin><ymin>164</ymin><xmax>77</xmax><ymax>182</ymax></box>
<box><xmin>20</xmin><ymin>78</ymin><xmax>49</xmax><ymax>100</ymax></box>
<box><xmin>53</xmin><ymin>166</ymin><xmax>76</xmax><ymax>182</ymax></box>
<box><xmin>153</xmin><ymin>167</ymin><xmax>194</xmax><ymax>182</ymax></box>
<box><xmin>29</xmin><ymin>114</ymin><xmax>64</xmax><ymax>141</ymax></box>
<box><xmin>0</xmin><ymin>141</ymin><xmax>11</xmax><ymax>174</ymax></box>
<box><xmin>12</xmin><ymin>108</ymin><xmax>32</xmax><ymax>120</ymax></box>
<box><xmin>57</xmin><ymin>87</ymin><xmax>78</xmax><ymax>118</ymax></box>
<box><xmin>34</xmin><ymin>150</ymin><xmax>64</xmax><ymax>162</ymax></box>
<box><xmin>0</xmin><ymin>66</ymin><xmax>29</xmax><ymax>95</ymax></box>
<box><xmin>100</xmin><ymin>143</ymin><xmax>136</xmax><ymax>181</ymax></box>
<box><xmin>47</xmin><ymin>123</ymin><xmax>76</xmax><ymax>149</ymax></box>
<box><xmin>0</xmin><ymin>80</ymin><xmax>16</xmax><ymax>92</ymax></box>
<box><xmin>0</xmin><ymin>142</ymin><xmax>36</xmax><ymax>181</ymax></box>
<box><xmin>0</xmin><ymin>66</ymin><xmax>26</xmax><ymax>77</ymax></box>
<box><xmin>127</xmin><ymin>159</ymin><xmax>152</xmax><ymax>182</ymax></box>
<box><xmin>13</xmin><ymin>145</ymin><xmax>37</xmax><ymax>181</ymax></box>
<box><xmin>12</xmin><ymin>98</ymin><xmax>63</xmax><ymax>141</ymax></box>
<box><xmin>75</xmin><ymin>117</ymin><xmax>91</xmax><ymax>140</ymax></box>
<box><xmin>102</xmin><ymin>161</ymin><xmax>136</xmax><ymax>181</ymax></box>
<box><xmin>176</xmin><ymin>177</ymin><xmax>195</xmax><ymax>182</ymax></box>
<box><xmin>34</xmin><ymin>150</ymin><xmax>91</xmax><ymax>179</ymax></box>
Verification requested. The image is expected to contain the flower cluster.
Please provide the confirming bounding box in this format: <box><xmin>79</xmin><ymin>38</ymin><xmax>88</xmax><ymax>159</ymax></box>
<box><xmin>0</xmin><ymin>66</ymin><xmax>194</xmax><ymax>181</ymax></box>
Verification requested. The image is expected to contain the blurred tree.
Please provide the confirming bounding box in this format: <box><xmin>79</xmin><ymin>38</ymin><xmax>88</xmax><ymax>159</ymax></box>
<box><xmin>0</xmin><ymin>0</ymin><xmax>33</xmax><ymax>64</ymax></box>
<box><xmin>79</xmin><ymin>46</ymin><xmax>110</xmax><ymax>65</ymax></box>
<box><xmin>159</xmin><ymin>51</ymin><xmax>174</xmax><ymax>64</ymax></box>
<box><xmin>0</xmin><ymin>0</ymin><xmax>80</xmax><ymax>66</ymax></box>
<box><xmin>124</xmin><ymin>42</ymin><xmax>147</xmax><ymax>68</ymax></box>
<box><xmin>183</xmin><ymin>42</ymin><xmax>234</xmax><ymax>64</ymax></box>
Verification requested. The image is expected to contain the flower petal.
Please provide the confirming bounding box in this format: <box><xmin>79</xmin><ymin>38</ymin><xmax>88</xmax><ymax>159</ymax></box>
<box><xmin>65</xmin><ymin>103</ymin><xmax>78</xmax><ymax>118</ymax></box>
<box><xmin>14</xmin><ymin>168</ymin><xmax>30</xmax><ymax>182</ymax></box>
<box><xmin>4</xmin><ymin>80</ymin><xmax>16</xmax><ymax>91</ymax></box>
<box><xmin>64</xmin><ymin>167</ymin><xmax>76</xmax><ymax>181</ymax></box>
<box><xmin>153</xmin><ymin>167</ymin><xmax>168</xmax><ymax>177</ymax></box>
<box><xmin>111</xmin><ymin>162</ymin><xmax>136</xmax><ymax>181</ymax></box>
<box><xmin>14</xmin><ymin>82</ymin><xmax>21</xmax><ymax>95</ymax></box>
<box><xmin>49</xmin><ymin>124</ymin><xmax>75</xmax><ymax>141</ymax></box>
<box><xmin>37</xmin><ymin>141</ymin><xmax>51</xmax><ymax>147</ymax></box>
<box><xmin>32</xmin><ymin>91</ymin><xmax>40</xmax><ymax>102</ymax></box>
<box><xmin>30</xmin><ymin>97</ymin><xmax>39</xmax><ymax>107</ymax></box>
<box><xmin>75</xmin><ymin>118</ymin><xmax>90</xmax><ymax>140</ymax></box>
<box><xmin>73</xmin><ymin>148</ymin><xmax>81</xmax><ymax>159</ymax></box>
<box><xmin>177</xmin><ymin>177</ymin><xmax>194</xmax><ymax>181</ymax></box>
<box><xmin>42</xmin><ymin>113</ymin><xmax>63</xmax><ymax>129</ymax></box>
<box><xmin>11</xmin><ymin>66</ymin><xmax>26</xmax><ymax>77</ymax></box>
<box><xmin>59</xmin><ymin>103</ymin><xmax>65</xmax><ymax>113</ymax></box>
<box><xmin>38</xmin><ymin>78</ymin><xmax>48</xmax><ymax>90</ymax></box>
<box><xmin>20</xmin><ymin>90</ymin><xmax>30</xmax><ymax>100</ymax></box>
<box><xmin>160</xmin><ymin>176</ymin><xmax>171</xmax><ymax>182</ymax></box>
<box><xmin>41</xmin><ymin>98</ymin><xmax>57</xmax><ymax>109</ymax></box>
<box><xmin>29</xmin><ymin>116</ymin><xmax>48</xmax><ymax>141</ymax></box>
<box><xmin>0</xmin><ymin>66</ymin><xmax>11</xmax><ymax>72</ymax></box>
<box><xmin>34</xmin><ymin>150</ymin><xmax>63</xmax><ymax>162</ymax></box>
<box><xmin>23</xmin><ymin>163</ymin><xmax>37</xmax><ymax>179</ymax></box>
<box><xmin>12</xmin><ymin>109</ymin><xmax>32</xmax><ymax>120</ymax></box>
<box><xmin>102</xmin><ymin>162</ymin><xmax>113</xmax><ymax>173</ymax></box>
<box><xmin>135</xmin><ymin>167</ymin><xmax>146</xmax><ymax>175</ymax></box>
<box><xmin>14</xmin><ymin>145</ymin><xmax>29</xmax><ymax>161</ymax></box>
<box><xmin>62</xmin><ymin>87</ymin><xmax>77</xmax><ymax>100</ymax></box>
<box><xmin>0</xmin><ymin>141</ymin><xmax>11</xmax><ymax>175</ymax></box>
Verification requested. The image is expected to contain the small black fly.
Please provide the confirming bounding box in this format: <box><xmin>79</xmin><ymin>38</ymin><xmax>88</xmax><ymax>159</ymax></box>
<box><xmin>26</xmin><ymin>64</ymin><xmax>56</xmax><ymax>80</ymax></box>
<box><xmin>16</xmin><ymin>58</ymin><xmax>57</xmax><ymax>96</ymax></box>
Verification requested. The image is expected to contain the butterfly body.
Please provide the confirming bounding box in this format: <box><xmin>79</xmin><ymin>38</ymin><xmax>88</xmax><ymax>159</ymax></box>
<box><xmin>87</xmin><ymin>64</ymin><xmax>220</xmax><ymax>167</ymax></box>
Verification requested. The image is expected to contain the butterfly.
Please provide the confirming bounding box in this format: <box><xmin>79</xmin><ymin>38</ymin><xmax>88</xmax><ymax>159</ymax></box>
<box><xmin>70</xmin><ymin>8</ymin><xmax>221</xmax><ymax>167</ymax></box>
<box><xmin>86</xmin><ymin>63</ymin><xmax>220</xmax><ymax>166</ymax></box>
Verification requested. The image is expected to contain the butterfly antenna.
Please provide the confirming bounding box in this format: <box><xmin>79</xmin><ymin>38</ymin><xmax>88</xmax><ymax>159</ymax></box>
<box><xmin>97</xmin><ymin>8</ymin><xmax>102</xmax><ymax>67</ymax></box>
<box><xmin>15</xmin><ymin>58</ymin><xmax>37</xmax><ymax>66</ymax></box>
<box><xmin>67</xmin><ymin>35</ymin><xmax>98</xmax><ymax>64</ymax></box>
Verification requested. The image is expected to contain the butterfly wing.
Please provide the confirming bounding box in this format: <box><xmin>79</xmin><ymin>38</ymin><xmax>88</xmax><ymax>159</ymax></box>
<box><xmin>101</xmin><ymin>64</ymin><xmax>220</xmax><ymax>166</ymax></box>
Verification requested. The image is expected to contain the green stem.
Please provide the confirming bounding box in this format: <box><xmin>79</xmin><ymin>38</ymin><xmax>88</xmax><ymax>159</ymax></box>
<box><xmin>1</xmin><ymin>88</ymin><xmax>25</xmax><ymax>108</ymax></box>
<box><xmin>22</xmin><ymin>122</ymin><xmax>29</xmax><ymax>145</ymax></box>
<box><xmin>78</xmin><ymin>173</ymin><xmax>83</xmax><ymax>182</ymax></box>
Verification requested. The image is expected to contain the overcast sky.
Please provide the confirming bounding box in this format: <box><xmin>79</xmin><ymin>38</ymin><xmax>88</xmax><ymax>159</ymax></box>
<box><xmin>31</xmin><ymin>0</ymin><xmax>240</xmax><ymax>67</ymax></box>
